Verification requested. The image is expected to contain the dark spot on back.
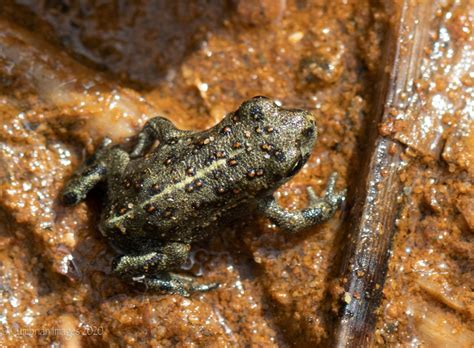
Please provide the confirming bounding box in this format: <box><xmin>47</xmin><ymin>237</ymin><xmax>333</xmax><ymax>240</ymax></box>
<box><xmin>194</xmin><ymin>136</ymin><xmax>213</xmax><ymax>149</ymax></box>
<box><xmin>149</xmin><ymin>183</ymin><xmax>162</xmax><ymax>194</ymax></box>
<box><xmin>195</xmin><ymin>179</ymin><xmax>203</xmax><ymax>188</ymax></box>
<box><xmin>144</xmin><ymin>203</ymin><xmax>156</xmax><ymax>213</ymax></box>
<box><xmin>215</xmin><ymin>150</ymin><xmax>226</xmax><ymax>158</ymax></box>
<box><xmin>260</xmin><ymin>143</ymin><xmax>273</xmax><ymax>152</ymax></box>
<box><xmin>227</xmin><ymin>159</ymin><xmax>238</xmax><ymax>167</ymax></box>
<box><xmin>221</xmin><ymin>126</ymin><xmax>232</xmax><ymax>135</ymax></box>
<box><xmin>185</xmin><ymin>183</ymin><xmax>195</xmax><ymax>192</ymax></box>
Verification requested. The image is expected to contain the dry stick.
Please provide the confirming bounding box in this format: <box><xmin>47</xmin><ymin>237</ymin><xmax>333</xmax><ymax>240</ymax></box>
<box><xmin>333</xmin><ymin>1</ymin><xmax>434</xmax><ymax>346</ymax></box>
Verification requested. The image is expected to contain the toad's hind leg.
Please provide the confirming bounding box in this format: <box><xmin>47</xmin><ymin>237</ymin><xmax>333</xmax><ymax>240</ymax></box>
<box><xmin>258</xmin><ymin>173</ymin><xmax>346</xmax><ymax>233</ymax></box>
<box><xmin>62</xmin><ymin>140</ymin><xmax>130</xmax><ymax>205</ymax></box>
<box><xmin>130</xmin><ymin>116</ymin><xmax>192</xmax><ymax>158</ymax></box>
<box><xmin>112</xmin><ymin>242</ymin><xmax>218</xmax><ymax>297</ymax></box>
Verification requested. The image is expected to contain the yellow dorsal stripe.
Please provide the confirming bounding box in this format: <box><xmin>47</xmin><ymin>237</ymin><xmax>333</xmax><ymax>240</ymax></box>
<box><xmin>108</xmin><ymin>147</ymin><xmax>246</xmax><ymax>225</ymax></box>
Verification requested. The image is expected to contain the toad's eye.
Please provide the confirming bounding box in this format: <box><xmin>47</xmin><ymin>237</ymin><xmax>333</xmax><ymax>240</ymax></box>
<box><xmin>287</xmin><ymin>155</ymin><xmax>304</xmax><ymax>177</ymax></box>
<box><xmin>302</xmin><ymin>127</ymin><xmax>314</xmax><ymax>137</ymax></box>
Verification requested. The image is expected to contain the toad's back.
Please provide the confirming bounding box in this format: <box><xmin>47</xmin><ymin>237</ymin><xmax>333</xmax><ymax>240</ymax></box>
<box><xmin>100</xmin><ymin>110</ymin><xmax>298</xmax><ymax>250</ymax></box>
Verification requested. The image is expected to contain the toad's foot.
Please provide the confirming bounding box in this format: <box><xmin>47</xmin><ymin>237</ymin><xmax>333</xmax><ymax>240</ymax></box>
<box><xmin>307</xmin><ymin>172</ymin><xmax>346</xmax><ymax>211</ymax></box>
<box><xmin>258</xmin><ymin>172</ymin><xmax>346</xmax><ymax>233</ymax></box>
<box><xmin>112</xmin><ymin>243</ymin><xmax>218</xmax><ymax>296</ymax></box>
<box><xmin>136</xmin><ymin>272</ymin><xmax>219</xmax><ymax>297</ymax></box>
<box><xmin>62</xmin><ymin>138</ymin><xmax>129</xmax><ymax>205</ymax></box>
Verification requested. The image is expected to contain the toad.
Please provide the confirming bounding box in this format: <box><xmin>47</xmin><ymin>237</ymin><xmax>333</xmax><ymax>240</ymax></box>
<box><xmin>62</xmin><ymin>96</ymin><xmax>346</xmax><ymax>296</ymax></box>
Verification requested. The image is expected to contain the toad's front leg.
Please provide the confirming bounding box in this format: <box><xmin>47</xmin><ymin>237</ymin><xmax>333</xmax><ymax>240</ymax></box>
<box><xmin>258</xmin><ymin>173</ymin><xmax>346</xmax><ymax>233</ymax></box>
<box><xmin>62</xmin><ymin>140</ymin><xmax>130</xmax><ymax>205</ymax></box>
<box><xmin>112</xmin><ymin>242</ymin><xmax>218</xmax><ymax>296</ymax></box>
